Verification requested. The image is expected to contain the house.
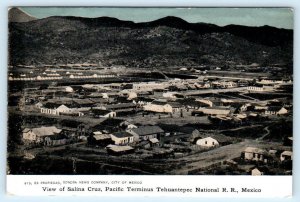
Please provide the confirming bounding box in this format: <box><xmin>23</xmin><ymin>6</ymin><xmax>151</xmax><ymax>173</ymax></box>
<box><xmin>104</xmin><ymin>103</ymin><xmax>137</xmax><ymax>112</ymax></box>
<box><xmin>196</xmin><ymin>137</ymin><xmax>219</xmax><ymax>148</ymax></box>
<box><xmin>87</xmin><ymin>132</ymin><xmax>113</xmax><ymax>147</ymax></box>
<box><xmin>251</xmin><ymin>167</ymin><xmax>269</xmax><ymax>176</ymax></box>
<box><xmin>243</xmin><ymin>147</ymin><xmax>268</xmax><ymax>162</ymax></box>
<box><xmin>280</xmin><ymin>151</ymin><xmax>293</xmax><ymax>161</ymax></box>
<box><xmin>92</xmin><ymin>109</ymin><xmax>116</xmax><ymax>118</ymax></box>
<box><xmin>93</xmin><ymin>118</ymin><xmax>128</xmax><ymax>133</ymax></box>
<box><xmin>106</xmin><ymin>144</ymin><xmax>134</xmax><ymax>155</ymax></box>
<box><xmin>35</xmin><ymin>102</ymin><xmax>43</xmax><ymax>109</ymax></box>
<box><xmin>195</xmin><ymin>107</ymin><xmax>231</xmax><ymax>116</ymax></box>
<box><xmin>265</xmin><ymin>106</ymin><xmax>287</xmax><ymax>115</ymax></box>
<box><xmin>40</xmin><ymin>103</ymin><xmax>84</xmax><ymax>116</ymax></box>
<box><xmin>127</xmin><ymin>125</ymin><xmax>164</xmax><ymax>142</ymax></box>
<box><xmin>247</xmin><ymin>85</ymin><xmax>274</xmax><ymax>92</ymax></box>
<box><xmin>168</xmin><ymin>102</ymin><xmax>184</xmax><ymax>113</ymax></box>
<box><xmin>110</xmin><ymin>131</ymin><xmax>134</xmax><ymax>145</ymax></box>
<box><xmin>44</xmin><ymin>133</ymin><xmax>68</xmax><ymax>146</ymax></box>
<box><xmin>143</xmin><ymin>99</ymin><xmax>173</xmax><ymax>113</ymax></box>
<box><xmin>134</xmin><ymin>97</ymin><xmax>155</xmax><ymax>106</ymax></box>
<box><xmin>22</xmin><ymin>126</ymin><xmax>64</xmax><ymax>145</ymax></box>
<box><xmin>196</xmin><ymin>98</ymin><xmax>222</xmax><ymax>107</ymax></box>
<box><xmin>149</xmin><ymin>138</ymin><xmax>160</xmax><ymax>147</ymax></box>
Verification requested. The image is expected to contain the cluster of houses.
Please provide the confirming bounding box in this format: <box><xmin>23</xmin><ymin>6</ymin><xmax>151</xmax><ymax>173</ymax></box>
<box><xmin>239</xmin><ymin>146</ymin><xmax>293</xmax><ymax>175</ymax></box>
<box><xmin>8</xmin><ymin>69</ymin><xmax>115</xmax><ymax>81</ymax></box>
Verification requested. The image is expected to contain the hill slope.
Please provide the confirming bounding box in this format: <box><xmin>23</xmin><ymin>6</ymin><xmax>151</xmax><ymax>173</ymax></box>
<box><xmin>8</xmin><ymin>7</ymin><xmax>37</xmax><ymax>22</ymax></box>
<box><xmin>8</xmin><ymin>16</ymin><xmax>293</xmax><ymax>69</ymax></box>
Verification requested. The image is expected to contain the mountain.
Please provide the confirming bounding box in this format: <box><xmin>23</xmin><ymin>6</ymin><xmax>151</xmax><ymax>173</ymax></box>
<box><xmin>8</xmin><ymin>7</ymin><xmax>37</xmax><ymax>22</ymax></box>
<box><xmin>8</xmin><ymin>15</ymin><xmax>293</xmax><ymax>69</ymax></box>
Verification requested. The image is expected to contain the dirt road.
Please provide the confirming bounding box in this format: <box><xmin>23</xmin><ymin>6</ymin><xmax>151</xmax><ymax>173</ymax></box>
<box><xmin>169</xmin><ymin>139</ymin><xmax>261</xmax><ymax>174</ymax></box>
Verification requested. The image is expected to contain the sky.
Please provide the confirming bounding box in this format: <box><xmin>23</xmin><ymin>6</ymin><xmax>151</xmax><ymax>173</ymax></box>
<box><xmin>20</xmin><ymin>7</ymin><xmax>293</xmax><ymax>29</ymax></box>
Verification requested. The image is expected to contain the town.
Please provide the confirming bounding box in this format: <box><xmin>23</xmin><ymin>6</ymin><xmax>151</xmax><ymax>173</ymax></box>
<box><xmin>8</xmin><ymin>63</ymin><xmax>293</xmax><ymax>175</ymax></box>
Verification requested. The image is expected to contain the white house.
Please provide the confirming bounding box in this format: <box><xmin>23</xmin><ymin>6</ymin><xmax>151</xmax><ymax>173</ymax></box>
<box><xmin>143</xmin><ymin>100</ymin><xmax>173</xmax><ymax>113</ymax></box>
<box><xmin>196</xmin><ymin>137</ymin><xmax>219</xmax><ymax>148</ymax></box>
<box><xmin>251</xmin><ymin>168</ymin><xmax>264</xmax><ymax>176</ymax></box>
<box><xmin>196</xmin><ymin>107</ymin><xmax>231</xmax><ymax>116</ymax></box>
<box><xmin>243</xmin><ymin>147</ymin><xmax>268</xmax><ymax>162</ymax></box>
<box><xmin>40</xmin><ymin>103</ymin><xmax>84</xmax><ymax>116</ymax></box>
<box><xmin>110</xmin><ymin>132</ymin><xmax>134</xmax><ymax>145</ymax></box>
<box><xmin>65</xmin><ymin>86</ymin><xmax>74</xmax><ymax>93</ymax></box>
<box><xmin>265</xmin><ymin>106</ymin><xmax>288</xmax><ymax>115</ymax></box>
<box><xmin>280</xmin><ymin>151</ymin><xmax>293</xmax><ymax>161</ymax></box>
<box><xmin>277</xmin><ymin>107</ymin><xmax>288</xmax><ymax>115</ymax></box>
<box><xmin>92</xmin><ymin>109</ymin><xmax>116</xmax><ymax>118</ymax></box>
<box><xmin>127</xmin><ymin>125</ymin><xmax>164</xmax><ymax>142</ymax></box>
<box><xmin>22</xmin><ymin>126</ymin><xmax>62</xmax><ymax>144</ymax></box>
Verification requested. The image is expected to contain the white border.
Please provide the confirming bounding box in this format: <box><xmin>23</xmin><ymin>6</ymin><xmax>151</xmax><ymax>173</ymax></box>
<box><xmin>1</xmin><ymin>0</ymin><xmax>299</xmax><ymax>201</ymax></box>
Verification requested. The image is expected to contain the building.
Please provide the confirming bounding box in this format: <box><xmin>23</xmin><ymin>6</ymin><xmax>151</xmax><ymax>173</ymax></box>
<box><xmin>110</xmin><ymin>131</ymin><xmax>134</xmax><ymax>145</ymax></box>
<box><xmin>251</xmin><ymin>167</ymin><xmax>269</xmax><ymax>176</ymax></box>
<box><xmin>195</xmin><ymin>107</ymin><xmax>231</xmax><ymax>116</ymax></box>
<box><xmin>40</xmin><ymin>103</ymin><xmax>84</xmax><ymax>116</ymax></box>
<box><xmin>92</xmin><ymin>109</ymin><xmax>116</xmax><ymax>118</ymax></box>
<box><xmin>87</xmin><ymin>132</ymin><xmax>113</xmax><ymax>147</ymax></box>
<box><xmin>247</xmin><ymin>85</ymin><xmax>274</xmax><ymax>92</ymax></box>
<box><xmin>106</xmin><ymin>145</ymin><xmax>135</xmax><ymax>155</ymax></box>
<box><xmin>265</xmin><ymin>106</ymin><xmax>288</xmax><ymax>115</ymax></box>
<box><xmin>143</xmin><ymin>100</ymin><xmax>173</xmax><ymax>113</ymax></box>
<box><xmin>127</xmin><ymin>125</ymin><xmax>164</xmax><ymax>142</ymax></box>
<box><xmin>104</xmin><ymin>103</ymin><xmax>137</xmax><ymax>112</ymax></box>
<box><xmin>22</xmin><ymin>126</ymin><xmax>63</xmax><ymax>145</ymax></box>
<box><xmin>243</xmin><ymin>147</ymin><xmax>268</xmax><ymax>162</ymax></box>
<box><xmin>44</xmin><ymin>134</ymin><xmax>68</xmax><ymax>146</ymax></box>
<box><xmin>280</xmin><ymin>151</ymin><xmax>293</xmax><ymax>161</ymax></box>
<box><xmin>196</xmin><ymin>137</ymin><xmax>219</xmax><ymax>148</ymax></box>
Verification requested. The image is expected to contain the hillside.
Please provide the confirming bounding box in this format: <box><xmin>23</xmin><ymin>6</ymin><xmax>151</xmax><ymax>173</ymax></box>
<box><xmin>8</xmin><ymin>16</ymin><xmax>293</xmax><ymax>69</ymax></box>
<box><xmin>8</xmin><ymin>7</ymin><xmax>37</xmax><ymax>22</ymax></box>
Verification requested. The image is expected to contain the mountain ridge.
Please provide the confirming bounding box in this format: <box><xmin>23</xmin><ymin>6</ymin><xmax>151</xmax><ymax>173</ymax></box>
<box><xmin>9</xmin><ymin>15</ymin><xmax>293</xmax><ymax>69</ymax></box>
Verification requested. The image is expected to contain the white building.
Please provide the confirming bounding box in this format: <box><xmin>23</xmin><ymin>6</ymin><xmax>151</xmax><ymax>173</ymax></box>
<box><xmin>243</xmin><ymin>147</ymin><xmax>268</xmax><ymax>162</ymax></box>
<box><xmin>196</xmin><ymin>137</ymin><xmax>219</xmax><ymax>148</ymax></box>
<box><xmin>110</xmin><ymin>132</ymin><xmax>134</xmax><ymax>145</ymax></box>
<box><xmin>22</xmin><ymin>126</ymin><xmax>62</xmax><ymax>143</ymax></box>
<box><xmin>280</xmin><ymin>151</ymin><xmax>293</xmax><ymax>161</ymax></box>
<box><xmin>251</xmin><ymin>168</ymin><xmax>264</xmax><ymax>176</ymax></box>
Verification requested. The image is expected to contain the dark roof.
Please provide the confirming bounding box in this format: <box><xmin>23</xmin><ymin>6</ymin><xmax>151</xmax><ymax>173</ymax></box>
<box><xmin>267</xmin><ymin>106</ymin><xmax>282</xmax><ymax>112</ymax></box>
<box><xmin>131</xmin><ymin>126</ymin><xmax>164</xmax><ymax>136</ymax></box>
<box><xmin>134</xmin><ymin>97</ymin><xmax>155</xmax><ymax>102</ymax></box>
<box><xmin>168</xmin><ymin>102</ymin><xmax>182</xmax><ymax>108</ymax></box>
<box><xmin>72</xmin><ymin>99</ymin><xmax>95</xmax><ymax>105</ymax></box>
<box><xmin>99</xmin><ymin>118</ymin><xmax>126</xmax><ymax>126</ymax></box>
<box><xmin>105</xmin><ymin>103</ymin><xmax>136</xmax><ymax>109</ymax></box>
<box><xmin>92</xmin><ymin>109</ymin><xmax>113</xmax><ymax>115</ymax></box>
<box><xmin>42</xmin><ymin>102</ymin><xmax>62</xmax><ymax>109</ymax></box>
<box><xmin>112</xmin><ymin>131</ymin><xmax>133</xmax><ymax>138</ymax></box>
<box><xmin>151</xmin><ymin>100</ymin><xmax>167</xmax><ymax>105</ymax></box>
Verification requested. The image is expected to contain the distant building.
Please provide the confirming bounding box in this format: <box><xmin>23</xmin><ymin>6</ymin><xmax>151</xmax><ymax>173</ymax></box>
<box><xmin>127</xmin><ymin>125</ymin><xmax>164</xmax><ymax>142</ymax></box>
<box><xmin>251</xmin><ymin>167</ymin><xmax>269</xmax><ymax>176</ymax></box>
<box><xmin>265</xmin><ymin>106</ymin><xmax>288</xmax><ymax>115</ymax></box>
<box><xmin>110</xmin><ymin>131</ymin><xmax>134</xmax><ymax>145</ymax></box>
<box><xmin>243</xmin><ymin>147</ymin><xmax>268</xmax><ymax>162</ymax></box>
<box><xmin>40</xmin><ymin>103</ymin><xmax>84</xmax><ymax>116</ymax></box>
<box><xmin>143</xmin><ymin>99</ymin><xmax>173</xmax><ymax>113</ymax></box>
<box><xmin>106</xmin><ymin>144</ymin><xmax>134</xmax><ymax>155</ymax></box>
<box><xmin>22</xmin><ymin>126</ymin><xmax>65</xmax><ymax>145</ymax></box>
<box><xmin>280</xmin><ymin>151</ymin><xmax>293</xmax><ymax>161</ymax></box>
<box><xmin>196</xmin><ymin>107</ymin><xmax>231</xmax><ymax>116</ymax></box>
<box><xmin>92</xmin><ymin>109</ymin><xmax>116</xmax><ymax>118</ymax></box>
<box><xmin>87</xmin><ymin>132</ymin><xmax>113</xmax><ymax>147</ymax></box>
<box><xmin>196</xmin><ymin>137</ymin><xmax>219</xmax><ymax>148</ymax></box>
<box><xmin>247</xmin><ymin>85</ymin><xmax>274</xmax><ymax>92</ymax></box>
